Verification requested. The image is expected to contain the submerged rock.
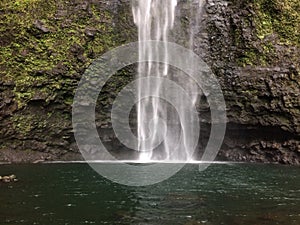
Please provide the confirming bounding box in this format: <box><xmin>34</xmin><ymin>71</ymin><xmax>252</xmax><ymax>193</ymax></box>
<box><xmin>0</xmin><ymin>174</ymin><xmax>18</xmax><ymax>183</ymax></box>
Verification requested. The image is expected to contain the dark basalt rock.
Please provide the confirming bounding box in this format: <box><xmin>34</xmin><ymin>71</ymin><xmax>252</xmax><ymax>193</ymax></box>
<box><xmin>0</xmin><ymin>0</ymin><xmax>299</xmax><ymax>164</ymax></box>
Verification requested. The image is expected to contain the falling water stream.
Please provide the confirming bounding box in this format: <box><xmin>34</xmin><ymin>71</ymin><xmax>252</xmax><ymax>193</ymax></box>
<box><xmin>132</xmin><ymin>0</ymin><xmax>204</xmax><ymax>161</ymax></box>
<box><xmin>1</xmin><ymin>2</ymin><xmax>300</xmax><ymax>224</ymax></box>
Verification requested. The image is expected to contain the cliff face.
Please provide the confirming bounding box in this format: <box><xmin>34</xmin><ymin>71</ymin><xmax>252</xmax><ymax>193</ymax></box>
<box><xmin>0</xmin><ymin>0</ymin><xmax>299</xmax><ymax>164</ymax></box>
<box><xmin>202</xmin><ymin>0</ymin><xmax>300</xmax><ymax>164</ymax></box>
<box><xmin>0</xmin><ymin>0</ymin><xmax>135</xmax><ymax>162</ymax></box>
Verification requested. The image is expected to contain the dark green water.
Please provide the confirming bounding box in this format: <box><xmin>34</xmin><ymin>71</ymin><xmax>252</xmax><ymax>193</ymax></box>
<box><xmin>0</xmin><ymin>163</ymin><xmax>299</xmax><ymax>225</ymax></box>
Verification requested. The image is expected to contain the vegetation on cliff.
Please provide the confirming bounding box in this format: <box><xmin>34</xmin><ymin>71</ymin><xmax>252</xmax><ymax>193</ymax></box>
<box><xmin>254</xmin><ymin>0</ymin><xmax>299</xmax><ymax>45</ymax></box>
<box><xmin>234</xmin><ymin>0</ymin><xmax>300</xmax><ymax>66</ymax></box>
<box><xmin>0</xmin><ymin>0</ymin><xmax>299</xmax><ymax>163</ymax></box>
<box><xmin>0</xmin><ymin>0</ymin><xmax>117</xmax><ymax>108</ymax></box>
<box><xmin>0</xmin><ymin>0</ymin><xmax>135</xmax><ymax>159</ymax></box>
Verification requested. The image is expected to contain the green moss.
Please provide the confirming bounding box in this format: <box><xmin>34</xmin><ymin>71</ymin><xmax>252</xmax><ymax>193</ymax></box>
<box><xmin>237</xmin><ymin>0</ymin><xmax>298</xmax><ymax>66</ymax></box>
<box><xmin>238</xmin><ymin>47</ymin><xmax>271</xmax><ymax>67</ymax></box>
<box><xmin>12</xmin><ymin>110</ymin><xmax>53</xmax><ymax>135</ymax></box>
<box><xmin>12</xmin><ymin>114</ymin><xmax>34</xmax><ymax>135</ymax></box>
<box><xmin>0</xmin><ymin>0</ymin><xmax>117</xmax><ymax>109</ymax></box>
<box><xmin>253</xmin><ymin>0</ymin><xmax>300</xmax><ymax>45</ymax></box>
<box><xmin>64</xmin><ymin>96</ymin><xmax>74</xmax><ymax>106</ymax></box>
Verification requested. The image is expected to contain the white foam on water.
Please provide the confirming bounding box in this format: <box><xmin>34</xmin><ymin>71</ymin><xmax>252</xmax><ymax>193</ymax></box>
<box><xmin>43</xmin><ymin>160</ymin><xmax>243</xmax><ymax>165</ymax></box>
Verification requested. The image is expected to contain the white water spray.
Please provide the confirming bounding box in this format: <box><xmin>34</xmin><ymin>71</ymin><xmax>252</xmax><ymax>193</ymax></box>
<box><xmin>132</xmin><ymin>0</ymin><xmax>205</xmax><ymax>161</ymax></box>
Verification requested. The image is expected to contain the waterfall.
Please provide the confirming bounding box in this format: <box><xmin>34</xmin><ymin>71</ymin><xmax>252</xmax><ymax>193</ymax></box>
<box><xmin>132</xmin><ymin>0</ymin><xmax>204</xmax><ymax>161</ymax></box>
